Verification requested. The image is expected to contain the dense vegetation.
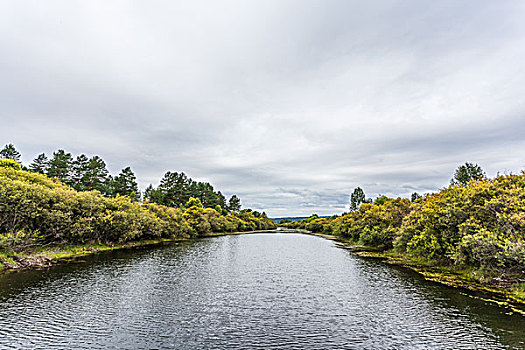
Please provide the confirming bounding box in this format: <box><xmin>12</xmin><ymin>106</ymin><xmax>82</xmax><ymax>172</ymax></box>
<box><xmin>1</xmin><ymin>143</ymin><xmax>243</xmax><ymax>212</ymax></box>
<box><xmin>0</xmin><ymin>161</ymin><xmax>276</xmax><ymax>253</ymax></box>
<box><xmin>281</xmin><ymin>168</ymin><xmax>525</xmax><ymax>290</ymax></box>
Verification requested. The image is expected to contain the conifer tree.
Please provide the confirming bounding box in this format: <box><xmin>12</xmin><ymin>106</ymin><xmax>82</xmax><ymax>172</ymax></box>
<box><xmin>0</xmin><ymin>144</ymin><xmax>21</xmax><ymax>162</ymax></box>
<box><xmin>29</xmin><ymin>153</ymin><xmax>49</xmax><ymax>174</ymax></box>
<box><xmin>350</xmin><ymin>187</ymin><xmax>369</xmax><ymax>211</ymax></box>
<box><xmin>70</xmin><ymin>154</ymin><xmax>90</xmax><ymax>191</ymax></box>
<box><xmin>47</xmin><ymin>149</ymin><xmax>73</xmax><ymax>183</ymax></box>
<box><xmin>85</xmin><ymin>156</ymin><xmax>109</xmax><ymax>193</ymax></box>
<box><xmin>113</xmin><ymin>166</ymin><xmax>139</xmax><ymax>201</ymax></box>
<box><xmin>451</xmin><ymin>163</ymin><xmax>485</xmax><ymax>186</ymax></box>
<box><xmin>228</xmin><ymin>195</ymin><xmax>241</xmax><ymax>213</ymax></box>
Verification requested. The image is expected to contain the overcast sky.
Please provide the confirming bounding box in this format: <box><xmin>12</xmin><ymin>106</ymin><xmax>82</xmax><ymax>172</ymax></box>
<box><xmin>1</xmin><ymin>1</ymin><xmax>525</xmax><ymax>217</ymax></box>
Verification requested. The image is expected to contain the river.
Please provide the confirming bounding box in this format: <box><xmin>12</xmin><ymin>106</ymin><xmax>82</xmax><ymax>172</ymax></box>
<box><xmin>0</xmin><ymin>232</ymin><xmax>523</xmax><ymax>349</ymax></box>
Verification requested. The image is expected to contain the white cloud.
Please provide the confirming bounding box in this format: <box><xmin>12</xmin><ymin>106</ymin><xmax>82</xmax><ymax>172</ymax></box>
<box><xmin>1</xmin><ymin>0</ymin><xmax>525</xmax><ymax>216</ymax></box>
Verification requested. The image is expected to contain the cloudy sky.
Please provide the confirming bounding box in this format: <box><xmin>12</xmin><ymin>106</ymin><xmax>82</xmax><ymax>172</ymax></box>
<box><xmin>1</xmin><ymin>1</ymin><xmax>525</xmax><ymax>217</ymax></box>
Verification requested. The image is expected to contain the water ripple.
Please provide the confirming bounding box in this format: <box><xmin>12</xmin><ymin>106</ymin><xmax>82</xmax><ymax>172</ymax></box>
<box><xmin>0</xmin><ymin>233</ymin><xmax>523</xmax><ymax>349</ymax></box>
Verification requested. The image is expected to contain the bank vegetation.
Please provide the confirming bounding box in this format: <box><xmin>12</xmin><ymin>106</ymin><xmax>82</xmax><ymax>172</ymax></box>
<box><xmin>0</xmin><ymin>160</ymin><xmax>276</xmax><ymax>270</ymax></box>
<box><xmin>281</xmin><ymin>169</ymin><xmax>525</xmax><ymax>304</ymax></box>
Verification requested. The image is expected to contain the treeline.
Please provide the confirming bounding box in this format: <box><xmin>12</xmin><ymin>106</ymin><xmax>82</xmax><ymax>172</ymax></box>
<box><xmin>282</xmin><ymin>165</ymin><xmax>525</xmax><ymax>279</ymax></box>
<box><xmin>0</xmin><ymin>143</ymin><xmax>244</xmax><ymax>212</ymax></box>
<box><xmin>0</xmin><ymin>160</ymin><xmax>276</xmax><ymax>251</ymax></box>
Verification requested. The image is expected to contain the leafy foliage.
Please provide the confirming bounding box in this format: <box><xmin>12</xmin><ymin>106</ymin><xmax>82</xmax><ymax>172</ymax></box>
<box><xmin>0</xmin><ymin>159</ymin><xmax>22</xmax><ymax>170</ymax></box>
<box><xmin>10</xmin><ymin>144</ymin><xmax>238</xmax><ymax>207</ymax></box>
<box><xmin>144</xmin><ymin>171</ymin><xmax>228</xmax><ymax>210</ymax></box>
<box><xmin>349</xmin><ymin>187</ymin><xmax>371</xmax><ymax>211</ymax></box>
<box><xmin>0</xmin><ymin>168</ymin><xmax>276</xmax><ymax>249</ymax></box>
<box><xmin>228</xmin><ymin>195</ymin><xmax>241</xmax><ymax>213</ymax></box>
<box><xmin>0</xmin><ymin>144</ymin><xmax>21</xmax><ymax>162</ymax></box>
<box><xmin>451</xmin><ymin>162</ymin><xmax>486</xmax><ymax>186</ymax></box>
<box><xmin>47</xmin><ymin>149</ymin><xmax>73</xmax><ymax>183</ymax></box>
<box><xmin>112</xmin><ymin>167</ymin><xmax>139</xmax><ymax>201</ymax></box>
<box><xmin>282</xmin><ymin>173</ymin><xmax>525</xmax><ymax>275</ymax></box>
<box><xmin>29</xmin><ymin>153</ymin><xmax>49</xmax><ymax>174</ymax></box>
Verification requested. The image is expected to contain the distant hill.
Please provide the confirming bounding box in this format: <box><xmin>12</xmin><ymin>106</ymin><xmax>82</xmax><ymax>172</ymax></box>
<box><xmin>271</xmin><ymin>216</ymin><xmax>330</xmax><ymax>224</ymax></box>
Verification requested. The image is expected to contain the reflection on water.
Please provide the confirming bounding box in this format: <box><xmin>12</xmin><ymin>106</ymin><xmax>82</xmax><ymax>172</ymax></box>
<box><xmin>0</xmin><ymin>233</ymin><xmax>523</xmax><ymax>349</ymax></box>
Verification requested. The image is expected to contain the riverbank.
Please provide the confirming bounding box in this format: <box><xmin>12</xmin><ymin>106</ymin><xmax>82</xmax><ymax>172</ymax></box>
<box><xmin>290</xmin><ymin>229</ymin><xmax>525</xmax><ymax>315</ymax></box>
<box><xmin>0</xmin><ymin>229</ymin><xmax>278</xmax><ymax>274</ymax></box>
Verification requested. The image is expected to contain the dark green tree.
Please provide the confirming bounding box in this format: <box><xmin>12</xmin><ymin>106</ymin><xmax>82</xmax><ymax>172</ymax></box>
<box><xmin>113</xmin><ymin>166</ymin><xmax>139</xmax><ymax>201</ymax></box>
<box><xmin>228</xmin><ymin>195</ymin><xmax>241</xmax><ymax>213</ymax></box>
<box><xmin>144</xmin><ymin>184</ymin><xmax>164</xmax><ymax>204</ymax></box>
<box><xmin>70</xmin><ymin>154</ymin><xmax>90</xmax><ymax>191</ymax></box>
<box><xmin>350</xmin><ymin>187</ymin><xmax>368</xmax><ymax>211</ymax></box>
<box><xmin>195</xmin><ymin>182</ymin><xmax>223</xmax><ymax>208</ymax></box>
<box><xmin>215</xmin><ymin>191</ymin><xmax>227</xmax><ymax>209</ymax></box>
<box><xmin>451</xmin><ymin>162</ymin><xmax>486</xmax><ymax>186</ymax></box>
<box><xmin>411</xmin><ymin>192</ymin><xmax>422</xmax><ymax>202</ymax></box>
<box><xmin>85</xmin><ymin>156</ymin><xmax>109</xmax><ymax>193</ymax></box>
<box><xmin>47</xmin><ymin>149</ymin><xmax>73</xmax><ymax>183</ymax></box>
<box><xmin>29</xmin><ymin>153</ymin><xmax>49</xmax><ymax>174</ymax></box>
<box><xmin>156</xmin><ymin>171</ymin><xmax>191</xmax><ymax>207</ymax></box>
<box><xmin>143</xmin><ymin>184</ymin><xmax>154</xmax><ymax>201</ymax></box>
<box><xmin>0</xmin><ymin>144</ymin><xmax>21</xmax><ymax>162</ymax></box>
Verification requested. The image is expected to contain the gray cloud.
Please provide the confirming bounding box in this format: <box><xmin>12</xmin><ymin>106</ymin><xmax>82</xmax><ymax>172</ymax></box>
<box><xmin>1</xmin><ymin>1</ymin><xmax>525</xmax><ymax>216</ymax></box>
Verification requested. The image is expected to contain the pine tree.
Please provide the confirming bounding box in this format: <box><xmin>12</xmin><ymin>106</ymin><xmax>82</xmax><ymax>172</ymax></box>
<box><xmin>143</xmin><ymin>184</ymin><xmax>154</xmax><ymax>201</ymax></box>
<box><xmin>228</xmin><ymin>195</ymin><xmax>241</xmax><ymax>213</ymax></box>
<box><xmin>157</xmin><ymin>171</ymin><xmax>191</xmax><ymax>207</ymax></box>
<box><xmin>70</xmin><ymin>154</ymin><xmax>90</xmax><ymax>191</ymax></box>
<box><xmin>85</xmin><ymin>156</ymin><xmax>109</xmax><ymax>193</ymax></box>
<box><xmin>29</xmin><ymin>153</ymin><xmax>49</xmax><ymax>174</ymax></box>
<box><xmin>0</xmin><ymin>144</ymin><xmax>21</xmax><ymax>163</ymax></box>
<box><xmin>350</xmin><ymin>187</ymin><xmax>369</xmax><ymax>211</ymax></box>
<box><xmin>216</xmin><ymin>191</ymin><xmax>227</xmax><ymax>209</ymax></box>
<box><xmin>113</xmin><ymin>167</ymin><xmax>139</xmax><ymax>201</ymax></box>
<box><xmin>47</xmin><ymin>150</ymin><xmax>73</xmax><ymax>184</ymax></box>
<box><xmin>451</xmin><ymin>163</ymin><xmax>485</xmax><ymax>186</ymax></box>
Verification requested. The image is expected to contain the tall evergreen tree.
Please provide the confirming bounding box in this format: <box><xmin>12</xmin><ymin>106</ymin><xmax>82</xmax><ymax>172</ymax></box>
<box><xmin>216</xmin><ymin>191</ymin><xmax>227</xmax><ymax>209</ymax></box>
<box><xmin>228</xmin><ymin>195</ymin><xmax>241</xmax><ymax>213</ymax></box>
<box><xmin>29</xmin><ymin>153</ymin><xmax>49</xmax><ymax>174</ymax></box>
<box><xmin>47</xmin><ymin>149</ymin><xmax>73</xmax><ymax>183</ymax></box>
<box><xmin>0</xmin><ymin>144</ymin><xmax>21</xmax><ymax>162</ymax></box>
<box><xmin>105</xmin><ymin>174</ymin><xmax>115</xmax><ymax>197</ymax></box>
<box><xmin>70</xmin><ymin>154</ymin><xmax>90</xmax><ymax>191</ymax></box>
<box><xmin>143</xmin><ymin>184</ymin><xmax>155</xmax><ymax>202</ymax></box>
<box><xmin>156</xmin><ymin>171</ymin><xmax>191</xmax><ymax>207</ymax></box>
<box><xmin>350</xmin><ymin>187</ymin><xmax>369</xmax><ymax>211</ymax></box>
<box><xmin>85</xmin><ymin>156</ymin><xmax>109</xmax><ymax>193</ymax></box>
<box><xmin>451</xmin><ymin>162</ymin><xmax>486</xmax><ymax>186</ymax></box>
<box><xmin>144</xmin><ymin>184</ymin><xmax>164</xmax><ymax>203</ymax></box>
<box><xmin>113</xmin><ymin>166</ymin><xmax>139</xmax><ymax>201</ymax></box>
<box><xmin>196</xmin><ymin>182</ymin><xmax>215</xmax><ymax>207</ymax></box>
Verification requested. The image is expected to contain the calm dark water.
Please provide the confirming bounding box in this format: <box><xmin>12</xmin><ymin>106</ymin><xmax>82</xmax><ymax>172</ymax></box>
<box><xmin>0</xmin><ymin>232</ymin><xmax>523</xmax><ymax>349</ymax></box>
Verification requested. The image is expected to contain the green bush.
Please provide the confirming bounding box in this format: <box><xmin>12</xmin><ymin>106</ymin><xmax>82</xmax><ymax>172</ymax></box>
<box><xmin>0</xmin><ymin>159</ymin><xmax>21</xmax><ymax>170</ymax></box>
<box><xmin>0</xmin><ymin>167</ymin><xmax>276</xmax><ymax>248</ymax></box>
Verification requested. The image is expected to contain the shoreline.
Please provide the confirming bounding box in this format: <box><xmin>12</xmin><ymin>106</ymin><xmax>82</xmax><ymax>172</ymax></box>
<box><xmin>287</xmin><ymin>229</ymin><xmax>525</xmax><ymax>316</ymax></box>
<box><xmin>3</xmin><ymin>228</ymin><xmax>523</xmax><ymax>315</ymax></box>
<box><xmin>0</xmin><ymin>229</ymin><xmax>278</xmax><ymax>275</ymax></box>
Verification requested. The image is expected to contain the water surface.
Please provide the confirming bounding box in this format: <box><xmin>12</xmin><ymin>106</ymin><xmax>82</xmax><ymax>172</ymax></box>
<box><xmin>0</xmin><ymin>233</ymin><xmax>523</xmax><ymax>349</ymax></box>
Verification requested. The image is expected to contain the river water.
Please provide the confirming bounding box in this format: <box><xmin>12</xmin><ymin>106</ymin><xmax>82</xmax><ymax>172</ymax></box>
<box><xmin>0</xmin><ymin>232</ymin><xmax>523</xmax><ymax>349</ymax></box>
